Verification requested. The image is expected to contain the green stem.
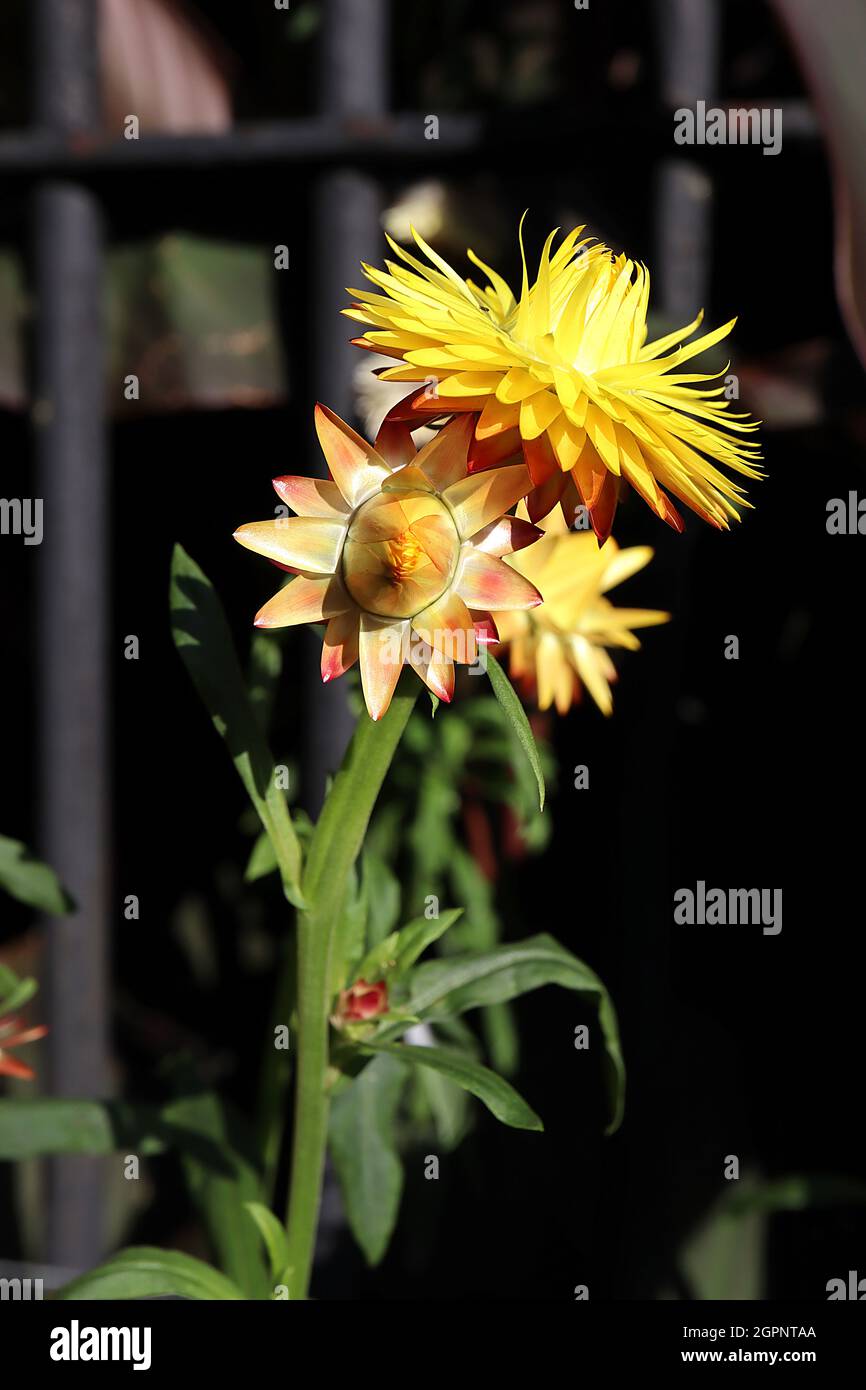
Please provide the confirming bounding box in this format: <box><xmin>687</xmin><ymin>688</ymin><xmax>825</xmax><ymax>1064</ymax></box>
<box><xmin>284</xmin><ymin>682</ymin><xmax>418</xmax><ymax>1298</ymax></box>
<box><xmin>256</xmin><ymin>935</ymin><xmax>295</xmax><ymax>1204</ymax></box>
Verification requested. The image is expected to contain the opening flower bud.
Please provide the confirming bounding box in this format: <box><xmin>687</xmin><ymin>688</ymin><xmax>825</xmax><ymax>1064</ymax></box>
<box><xmin>341</xmin><ymin>490</ymin><xmax>460</xmax><ymax>619</ymax></box>
<box><xmin>334</xmin><ymin>979</ymin><xmax>389</xmax><ymax>1027</ymax></box>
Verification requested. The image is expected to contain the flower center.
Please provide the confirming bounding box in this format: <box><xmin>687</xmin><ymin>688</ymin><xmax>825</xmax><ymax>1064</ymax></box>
<box><xmin>386</xmin><ymin>530</ymin><xmax>425</xmax><ymax>580</ymax></box>
<box><xmin>342</xmin><ymin>489</ymin><xmax>460</xmax><ymax>619</ymax></box>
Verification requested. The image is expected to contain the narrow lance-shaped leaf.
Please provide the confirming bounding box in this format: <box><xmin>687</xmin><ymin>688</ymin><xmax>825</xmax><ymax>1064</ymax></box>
<box><xmin>448</xmin><ymin>846</ymin><xmax>519</xmax><ymax>1074</ymax></box>
<box><xmin>329</xmin><ymin>1052</ymin><xmax>408</xmax><ymax>1266</ymax></box>
<box><xmin>243</xmin><ymin>1202</ymin><xmax>292</xmax><ymax>1284</ymax></box>
<box><xmin>167</xmin><ymin>1091</ymin><xmax>269</xmax><ymax>1300</ymax></box>
<box><xmin>244</xmin><ymin>830</ymin><xmax>279</xmax><ymax>883</ymax></box>
<box><xmin>170</xmin><ymin>545</ymin><xmax>304</xmax><ymax>906</ymax></box>
<box><xmin>355</xmin><ymin>1040</ymin><xmax>543</xmax><ymax>1132</ymax></box>
<box><xmin>484</xmin><ymin>652</ymin><xmax>545</xmax><ymax>810</ymax></box>
<box><xmin>377</xmin><ymin>933</ymin><xmax>625</xmax><ymax>1134</ymax></box>
<box><xmin>391</xmin><ymin>908</ymin><xmax>463</xmax><ymax>975</ymax></box>
<box><xmin>55</xmin><ymin>1247</ymin><xmax>246</xmax><ymax>1301</ymax></box>
<box><xmin>247</xmin><ymin>629</ymin><xmax>283</xmax><ymax>733</ymax></box>
<box><xmin>360</xmin><ymin>850</ymin><xmax>401</xmax><ymax>948</ymax></box>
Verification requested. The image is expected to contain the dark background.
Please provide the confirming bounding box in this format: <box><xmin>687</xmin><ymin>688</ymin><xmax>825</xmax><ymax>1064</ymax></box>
<box><xmin>1</xmin><ymin>0</ymin><xmax>864</xmax><ymax>1299</ymax></box>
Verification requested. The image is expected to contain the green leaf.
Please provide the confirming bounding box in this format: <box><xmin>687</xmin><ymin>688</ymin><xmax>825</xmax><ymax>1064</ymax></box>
<box><xmin>0</xmin><ymin>835</ymin><xmax>74</xmax><ymax>915</ymax></box>
<box><xmin>360</xmin><ymin>850</ymin><xmax>401</xmax><ymax>947</ymax></box>
<box><xmin>0</xmin><ymin>964</ymin><xmax>37</xmax><ymax>1016</ymax></box>
<box><xmin>0</xmin><ymin>1098</ymin><xmax>170</xmax><ymax>1160</ymax></box>
<box><xmin>55</xmin><ymin>1247</ymin><xmax>246</xmax><ymax>1301</ymax></box>
<box><xmin>329</xmin><ymin>1052</ymin><xmax>408</xmax><ymax>1265</ymax></box>
<box><xmin>481</xmin><ymin>999</ymin><xmax>520</xmax><ymax>1078</ymax></box>
<box><xmin>391</xmin><ymin>909</ymin><xmax>463</xmax><ymax>975</ymax></box>
<box><xmin>484</xmin><ymin>652</ymin><xmax>545</xmax><ymax>810</ymax></box>
<box><xmin>383</xmin><ymin>934</ymin><xmax>625</xmax><ymax>1134</ymax></box>
<box><xmin>167</xmin><ymin>1091</ymin><xmax>269</xmax><ymax>1299</ymax></box>
<box><xmin>348</xmin><ymin>909</ymin><xmax>463</xmax><ymax>990</ymax></box>
<box><xmin>247</xmin><ymin>630</ymin><xmax>283</xmax><ymax>734</ymax></box>
<box><xmin>356</xmin><ymin>1040</ymin><xmax>543</xmax><ymax>1132</ymax></box>
<box><xmin>724</xmin><ymin>1174</ymin><xmax>866</xmax><ymax>1217</ymax></box>
<box><xmin>244</xmin><ymin>830</ymin><xmax>279</xmax><ymax>883</ymax></box>
<box><xmin>412</xmin><ymin>1060</ymin><xmax>471</xmax><ymax>1150</ymax></box>
<box><xmin>170</xmin><ymin>545</ymin><xmax>304</xmax><ymax>907</ymax></box>
<box><xmin>243</xmin><ymin>1202</ymin><xmax>291</xmax><ymax>1283</ymax></box>
<box><xmin>448</xmin><ymin>844</ymin><xmax>499</xmax><ymax>951</ymax></box>
<box><xmin>355</xmin><ymin>931</ymin><xmax>401</xmax><ymax>985</ymax></box>
<box><xmin>407</xmin><ymin>768</ymin><xmax>460</xmax><ymax>889</ymax></box>
<box><xmin>330</xmin><ymin>861</ymin><xmax>368</xmax><ymax>996</ymax></box>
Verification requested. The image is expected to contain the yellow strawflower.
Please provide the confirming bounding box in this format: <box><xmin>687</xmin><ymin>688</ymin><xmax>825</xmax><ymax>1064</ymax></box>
<box><xmin>346</xmin><ymin>220</ymin><xmax>762</xmax><ymax>540</ymax></box>
<box><xmin>493</xmin><ymin>508</ymin><xmax>669</xmax><ymax>715</ymax></box>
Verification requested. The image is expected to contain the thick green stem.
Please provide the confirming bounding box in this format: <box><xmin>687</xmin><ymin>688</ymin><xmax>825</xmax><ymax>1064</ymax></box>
<box><xmin>284</xmin><ymin>683</ymin><xmax>418</xmax><ymax>1298</ymax></box>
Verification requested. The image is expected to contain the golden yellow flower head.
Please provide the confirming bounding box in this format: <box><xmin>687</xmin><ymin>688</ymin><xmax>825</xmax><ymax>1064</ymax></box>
<box><xmin>233</xmin><ymin>408</ymin><xmax>543</xmax><ymax>720</ymax></box>
<box><xmin>345</xmin><ymin>219</ymin><xmax>762</xmax><ymax>540</ymax></box>
<box><xmin>493</xmin><ymin>508</ymin><xmax>669</xmax><ymax>715</ymax></box>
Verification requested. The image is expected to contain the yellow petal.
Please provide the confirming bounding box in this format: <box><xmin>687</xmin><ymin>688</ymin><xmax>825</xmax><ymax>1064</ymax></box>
<box><xmin>585</xmin><ymin>403</ymin><xmax>620</xmax><ymax>475</ymax></box>
<box><xmin>519</xmin><ymin>391</ymin><xmax>562</xmax><ymax>441</ymax></box>
<box><xmin>496</xmin><ymin>367</ymin><xmax>548</xmax><ymax>405</ymax></box>
<box><xmin>547</xmin><ymin>415</ymin><xmax>586</xmax><ymax>472</ymax></box>
<box><xmin>381</xmin><ymin>463</ymin><xmax>437</xmax><ymax>494</ymax></box>
<box><xmin>254</xmin><ymin>575</ymin><xmax>350</xmax><ymax>628</ymax></box>
<box><xmin>406</xmin><ymin>638</ymin><xmax>455</xmax><ymax>703</ymax></box>
<box><xmin>476</xmin><ymin>395</ymin><xmax>520</xmax><ymax>440</ymax></box>
<box><xmin>272</xmin><ymin>475</ymin><xmax>350</xmax><ymax>520</ymax></box>
<box><xmin>358</xmin><ymin>616</ymin><xmax>407</xmax><ymax>720</ymax></box>
<box><xmin>414</xmin><ymin>415</ymin><xmax>475</xmax><ymax>490</ymax></box>
<box><xmin>638</xmin><ymin>310</ymin><xmax>704</xmax><ymax>360</ymax></box>
<box><xmin>435</xmin><ymin>371</ymin><xmax>501</xmax><ymax>398</ymax></box>
<box><xmin>234</xmin><ymin>517</ymin><xmax>345</xmax><ymax>574</ymax></box>
<box><xmin>321</xmin><ymin>609</ymin><xmax>361</xmax><ymax>681</ymax></box>
<box><xmin>573</xmin><ymin>634</ymin><xmax>614</xmax><ymax>715</ymax></box>
<box><xmin>443</xmin><ymin>463</ymin><xmax>533</xmax><ymax>538</ymax></box>
<box><xmin>457</xmin><ymin>550</ymin><xmax>541</xmax><ymax>611</ymax></box>
<box><xmin>314</xmin><ymin>403</ymin><xmax>390</xmax><ymax>506</ymax></box>
<box><xmin>599</xmin><ymin>543</ymin><xmax>654</xmax><ymax>592</ymax></box>
<box><xmin>411</xmin><ymin>590</ymin><xmax>477</xmax><ymax>664</ymax></box>
<box><xmin>470</xmin><ymin>514</ymin><xmax>542</xmax><ymax>556</ymax></box>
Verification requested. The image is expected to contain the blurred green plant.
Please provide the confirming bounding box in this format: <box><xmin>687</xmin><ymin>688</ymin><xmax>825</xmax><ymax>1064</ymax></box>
<box><xmin>673</xmin><ymin>1172</ymin><xmax>866</xmax><ymax>1301</ymax></box>
<box><xmin>0</xmin><ymin>836</ymin><xmax>74</xmax><ymax>915</ymax></box>
<box><xmin>0</xmin><ymin>236</ymin><xmax>285</xmax><ymax>414</ymax></box>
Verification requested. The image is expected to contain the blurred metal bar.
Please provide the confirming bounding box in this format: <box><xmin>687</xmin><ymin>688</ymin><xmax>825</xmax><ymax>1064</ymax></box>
<box><xmin>303</xmin><ymin>0</ymin><xmax>389</xmax><ymax>812</ymax></box>
<box><xmin>33</xmin><ymin>0</ymin><xmax>110</xmax><ymax>1267</ymax></box>
<box><xmin>653</xmin><ymin>0</ymin><xmax>720</xmax><ymax>319</ymax></box>
<box><xmin>611</xmin><ymin>0</ymin><xmax>721</xmax><ymax>1299</ymax></box>
<box><xmin>303</xmin><ymin>0</ymin><xmax>388</xmax><ymax>1285</ymax></box>
<box><xmin>0</xmin><ymin>103</ymin><xmax>819</xmax><ymax>177</ymax></box>
<box><xmin>0</xmin><ymin>115</ymin><xmax>480</xmax><ymax>174</ymax></box>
